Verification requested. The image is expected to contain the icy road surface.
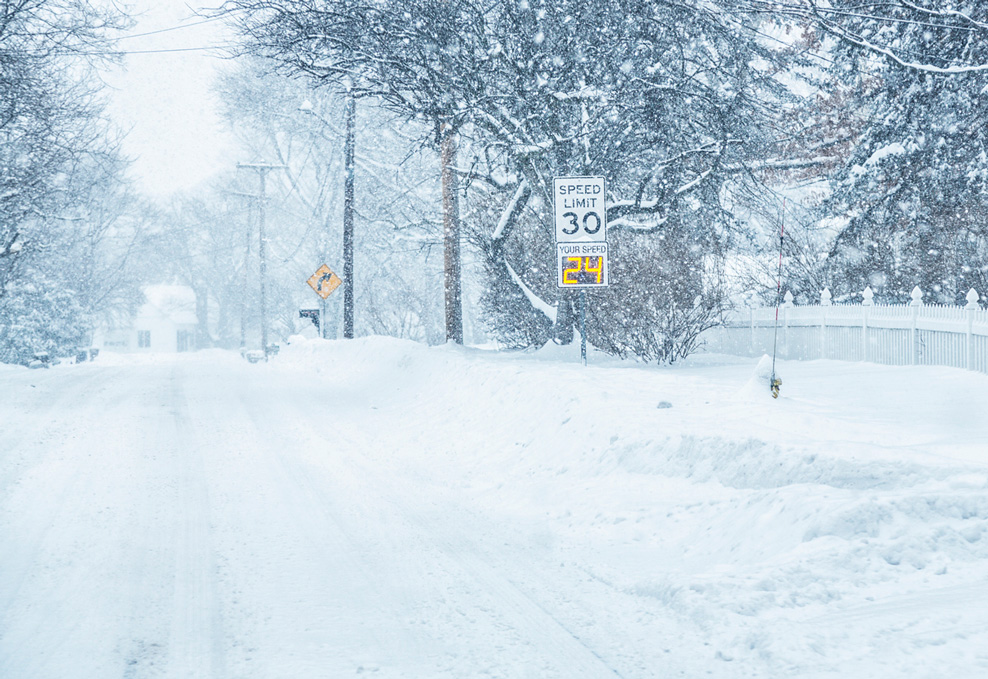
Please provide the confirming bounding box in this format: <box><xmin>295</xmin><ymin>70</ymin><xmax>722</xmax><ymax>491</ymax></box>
<box><xmin>1</xmin><ymin>338</ymin><xmax>987</xmax><ymax>678</ymax></box>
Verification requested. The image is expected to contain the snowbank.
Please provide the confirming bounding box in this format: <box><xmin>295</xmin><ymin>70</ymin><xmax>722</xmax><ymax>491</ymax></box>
<box><xmin>2</xmin><ymin>335</ymin><xmax>986</xmax><ymax>677</ymax></box>
<box><xmin>272</xmin><ymin>336</ymin><xmax>988</xmax><ymax>675</ymax></box>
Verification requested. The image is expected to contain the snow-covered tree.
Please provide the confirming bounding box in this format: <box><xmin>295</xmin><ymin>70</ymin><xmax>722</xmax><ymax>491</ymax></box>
<box><xmin>0</xmin><ymin>0</ymin><xmax>140</xmax><ymax>363</ymax></box>
<box><xmin>753</xmin><ymin>2</ymin><xmax>988</xmax><ymax>303</ymax></box>
<box><xmin>158</xmin><ymin>62</ymin><xmax>446</xmax><ymax>347</ymax></box>
<box><xmin>224</xmin><ymin>0</ymin><xmax>803</xmax><ymax>360</ymax></box>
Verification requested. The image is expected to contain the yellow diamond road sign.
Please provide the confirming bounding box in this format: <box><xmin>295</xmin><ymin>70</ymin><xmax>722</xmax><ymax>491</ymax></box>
<box><xmin>307</xmin><ymin>264</ymin><xmax>342</xmax><ymax>299</ymax></box>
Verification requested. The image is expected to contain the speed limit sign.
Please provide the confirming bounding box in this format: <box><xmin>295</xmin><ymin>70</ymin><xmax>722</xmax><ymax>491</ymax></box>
<box><xmin>553</xmin><ymin>176</ymin><xmax>606</xmax><ymax>243</ymax></box>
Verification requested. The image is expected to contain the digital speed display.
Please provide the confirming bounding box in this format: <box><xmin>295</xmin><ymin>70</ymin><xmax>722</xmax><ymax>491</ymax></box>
<box><xmin>557</xmin><ymin>243</ymin><xmax>609</xmax><ymax>288</ymax></box>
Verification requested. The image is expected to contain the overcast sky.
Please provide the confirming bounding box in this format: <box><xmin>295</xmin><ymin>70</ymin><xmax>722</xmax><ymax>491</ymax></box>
<box><xmin>103</xmin><ymin>1</ymin><xmax>237</xmax><ymax>199</ymax></box>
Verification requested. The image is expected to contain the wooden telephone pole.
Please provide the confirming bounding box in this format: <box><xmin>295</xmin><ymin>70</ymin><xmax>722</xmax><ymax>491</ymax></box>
<box><xmin>342</xmin><ymin>96</ymin><xmax>356</xmax><ymax>339</ymax></box>
<box><xmin>440</xmin><ymin>122</ymin><xmax>463</xmax><ymax>344</ymax></box>
<box><xmin>237</xmin><ymin>163</ymin><xmax>285</xmax><ymax>358</ymax></box>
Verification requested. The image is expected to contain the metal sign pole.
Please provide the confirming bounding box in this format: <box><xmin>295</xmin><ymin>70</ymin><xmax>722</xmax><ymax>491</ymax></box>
<box><xmin>580</xmin><ymin>290</ymin><xmax>587</xmax><ymax>366</ymax></box>
<box><xmin>320</xmin><ymin>297</ymin><xmax>327</xmax><ymax>339</ymax></box>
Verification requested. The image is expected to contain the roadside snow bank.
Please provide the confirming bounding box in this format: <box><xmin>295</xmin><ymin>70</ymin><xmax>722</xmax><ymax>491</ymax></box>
<box><xmin>4</xmin><ymin>336</ymin><xmax>987</xmax><ymax>677</ymax></box>
<box><xmin>273</xmin><ymin>336</ymin><xmax>988</xmax><ymax>676</ymax></box>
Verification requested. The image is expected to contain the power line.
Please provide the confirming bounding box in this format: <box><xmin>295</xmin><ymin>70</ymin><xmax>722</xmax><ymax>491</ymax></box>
<box><xmin>0</xmin><ymin>44</ymin><xmax>235</xmax><ymax>58</ymax></box>
<box><xmin>62</xmin><ymin>44</ymin><xmax>235</xmax><ymax>56</ymax></box>
<box><xmin>1</xmin><ymin>12</ymin><xmax>234</xmax><ymax>57</ymax></box>
<box><xmin>115</xmin><ymin>16</ymin><xmax>229</xmax><ymax>42</ymax></box>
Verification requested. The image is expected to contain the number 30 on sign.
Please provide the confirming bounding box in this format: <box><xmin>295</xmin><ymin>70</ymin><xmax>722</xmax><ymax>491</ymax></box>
<box><xmin>557</xmin><ymin>243</ymin><xmax>609</xmax><ymax>288</ymax></box>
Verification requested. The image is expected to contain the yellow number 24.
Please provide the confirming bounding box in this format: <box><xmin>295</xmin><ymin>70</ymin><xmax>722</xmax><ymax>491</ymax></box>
<box><xmin>562</xmin><ymin>256</ymin><xmax>603</xmax><ymax>285</ymax></box>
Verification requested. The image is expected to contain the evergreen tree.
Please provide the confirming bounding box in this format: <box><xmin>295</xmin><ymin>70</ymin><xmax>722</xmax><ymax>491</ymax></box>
<box><xmin>0</xmin><ymin>0</ymin><xmax>136</xmax><ymax>363</ymax></box>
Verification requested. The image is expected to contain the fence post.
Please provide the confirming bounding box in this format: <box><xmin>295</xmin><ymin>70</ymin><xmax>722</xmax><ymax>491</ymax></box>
<box><xmin>821</xmin><ymin>288</ymin><xmax>831</xmax><ymax>359</ymax></box>
<box><xmin>862</xmin><ymin>286</ymin><xmax>874</xmax><ymax>362</ymax></box>
<box><xmin>966</xmin><ymin>288</ymin><xmax>980</xmax><ymax>370</ymax></box>
<box><xmin>783</xmin><ymin>290</ymin><xmax>794</xmax><ymax>358</ymax></box>
<box><xmin>910</xmin><ymin>286</ymin><xmax>924</xmax><ymax>365</ymax></box>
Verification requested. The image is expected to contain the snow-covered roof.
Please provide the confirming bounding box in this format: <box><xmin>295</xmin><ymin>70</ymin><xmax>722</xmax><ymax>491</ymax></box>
<box><xmin>138</xmin><ymin>285</ymin><xmax>197</xmax><ymax>326</ymax></box>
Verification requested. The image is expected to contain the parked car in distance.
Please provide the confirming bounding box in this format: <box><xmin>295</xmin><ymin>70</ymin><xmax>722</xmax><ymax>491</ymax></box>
<box><xmin>28</xmin><ymin>352</ymin><xmax>51</xmax><ymax>369</ymax></box>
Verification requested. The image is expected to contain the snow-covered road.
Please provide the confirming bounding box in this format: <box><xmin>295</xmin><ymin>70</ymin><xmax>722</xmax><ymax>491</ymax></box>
<box><xmin>2</xmin><ymin>339</ymin><xmax>987</xmax><ymax>678</ymax></box>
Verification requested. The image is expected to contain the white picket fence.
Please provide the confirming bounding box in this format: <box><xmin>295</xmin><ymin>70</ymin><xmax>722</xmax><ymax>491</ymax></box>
<box><xmin>703</xmin><ymin>286</ymin><xmax>988</xmax><ymax>374</ymax></box>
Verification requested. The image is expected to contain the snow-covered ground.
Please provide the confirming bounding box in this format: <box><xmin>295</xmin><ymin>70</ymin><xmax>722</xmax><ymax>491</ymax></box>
<box><xmin>1</xmin><ymin>338</ymin><xmax>986</xmax><ymax>678</ymax></box>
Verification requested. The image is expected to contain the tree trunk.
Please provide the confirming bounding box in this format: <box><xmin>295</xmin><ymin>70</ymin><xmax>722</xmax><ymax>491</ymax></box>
<box><xmin>553</xmin><ymin>292</ymin><xmax>575</xmax><ymax>345</ymax></box>
<box><xmin>441</xmin><ymin>123</ymin><xmax>463</xmax><ymax>344</ymax></box>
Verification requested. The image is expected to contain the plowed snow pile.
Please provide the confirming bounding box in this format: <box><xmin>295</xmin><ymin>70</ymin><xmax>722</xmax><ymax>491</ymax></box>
<box><xmin>1</xmin><ymin>337</ymin><xmax>986</xmax><ymax>678</ymax></box>
<box><xmin>277</xmin><ymin>337</ymin><xmax>988</xmax><ymax>676</ymax></box>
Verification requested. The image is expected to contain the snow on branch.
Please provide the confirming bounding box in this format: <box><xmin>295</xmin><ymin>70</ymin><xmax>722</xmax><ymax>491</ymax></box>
<box><xmin>673</xmin><ymin>168</ymin><xmax>713</xmax><ymax>196</ymax></box>
<box><xmin>491</xmin><ymin>180</ymin><xmax>530</xmax><ymax>243</ymax></box>
<box><xmin>897</xmin><ymin>2</ymin><xmax>988</xmax><ymax>30</ymax></box>
<box><xmin>608</xmin><ymin>215</ymin><xmax>670</xmax><ymax>233</ymax></box>
<box><xmin>726</xmin><ymin>156</ymin><xmax>834</xmax><ymax>172</ymax></box>
<box><xmin>828</xmin><ymin>24</ymin><xmax>988</xmax><ymax>74</ymax></box>
<box><xmin>505</xmin><ymin>260</ymin><xmax>556</xmax><ymax>323</ymax></box>
<box><xmin>743</xmin><ymin>1</ymin><xmax>988</xmax><ymax>74</ymax></box>
<box><xmin>608</xmin><ymin>169</ymin><xmax>715</xmax><ymax>215</ymax></box>
<box><xmin>0</xmin><ymin>232</ymin><xmax>23</xmax><ymax>258</ymax></box>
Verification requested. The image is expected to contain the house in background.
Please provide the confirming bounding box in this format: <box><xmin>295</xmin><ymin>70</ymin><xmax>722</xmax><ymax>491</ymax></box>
<box><xmin>95</xmin><ymin>285</ymin><xmax>198</xmax><ymax>353</ymax></box>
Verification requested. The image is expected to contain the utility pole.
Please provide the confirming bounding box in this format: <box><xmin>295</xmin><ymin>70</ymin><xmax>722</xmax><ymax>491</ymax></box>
<box><xmin>237</xmin><ymin>163</ymin><xmax>285</xmax><ymax>358</ymax></box>
<box><xmin>226</xmin><ymin>189</ymin><xmax>257</xmax><ymax>350</ymax></box>
<box><xmin>342</xmin><ymin>95</ymin><xmax>356</xmax><ymax>339</ymax></box>
<box><xmin>298</xmin><ymin>94</ymin><xmax>357</xmax><ymax>338</ymax></box>
<box><xmin>242</xmin><ymin>199</ymin><xmax>252</xmax><ymax>350</ymax></box>
<box><xmin>440</xmin><ymin>121</ymin><xmax>463</xmax><ymax>344</ymax></box>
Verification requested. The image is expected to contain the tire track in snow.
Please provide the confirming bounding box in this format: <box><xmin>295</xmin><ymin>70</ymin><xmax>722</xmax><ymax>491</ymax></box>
<box><xmin>0</xmin><ymin>366</ymin><xmax>107</xmax><ymax>498</ymax></box>
<box><xmin>165</xmin><ymin>363</ymin><xmax>225</xmax><ymax>679</ymax></box>
<box><xmin>0</xmin><ymin>365</ymin><xmax>167</xmax><ymax>676</ymax></box>
<box><xmin>180</xmin><ymin>361</ymin><xmax>429</xmax><ymax>677</ymax></box>
<box><xmin>245</xmin><ymin>370</ymin><xmax>632</xmax><ymax>678</ymax></box>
